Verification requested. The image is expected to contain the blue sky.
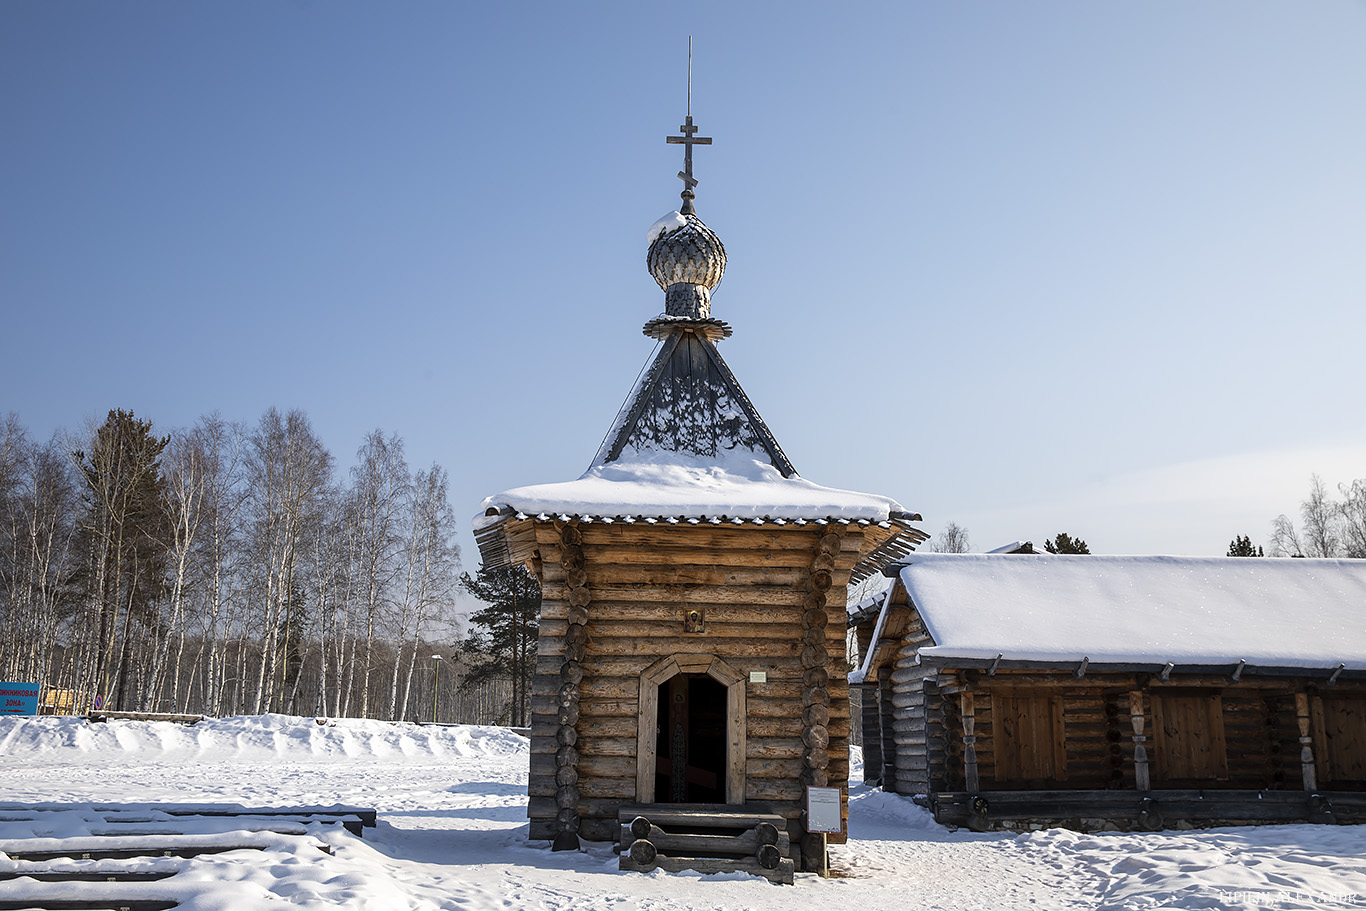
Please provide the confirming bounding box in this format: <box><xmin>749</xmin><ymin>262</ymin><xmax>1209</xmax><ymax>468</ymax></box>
<box><xmin>4</xmin><ymin>1</ymin><xmax>1365</xmax><ymax>567</ymax></box>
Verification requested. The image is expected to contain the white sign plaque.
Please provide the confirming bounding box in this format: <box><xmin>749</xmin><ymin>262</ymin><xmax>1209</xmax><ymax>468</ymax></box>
<box><xmin>748</xmin><ymin>671</ymin><xmax>767</xmax><ymax>683</ymax></box>
<box><xmin>806</xmin><ymin>786</ymin><xmax>842</xmax><ymax>835</ymax></box>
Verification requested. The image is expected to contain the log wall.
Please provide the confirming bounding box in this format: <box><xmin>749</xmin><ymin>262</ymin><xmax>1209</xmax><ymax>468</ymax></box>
<box><xmin>887</xmin><ymin>615</ymin><xmax>934</xmax><ymax>796</ymax></box>
<box><xmin>518</xmin><ymin>518</ymin><xmax>880</xmax><ymax>851</ymax></box>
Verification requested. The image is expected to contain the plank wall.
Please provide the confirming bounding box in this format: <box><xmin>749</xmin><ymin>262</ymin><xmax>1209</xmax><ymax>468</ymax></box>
<box><xmin>918</xmin><ymin>672</ymin><xmax>1352</xmax><ymax>797</ymax></box>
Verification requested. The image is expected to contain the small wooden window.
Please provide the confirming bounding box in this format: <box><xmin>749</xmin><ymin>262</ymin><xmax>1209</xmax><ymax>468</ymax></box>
<box><xmin>1151</xmin><ymin>692</ymin><xmax>1228</xmax><ymax>783</ymax></box>
<box><xmin>992</xmin><ymin>693</ymin><xmax>1066</xmax><ymax>785</ymax></box>
<box><xmin>1312</xmin><ymin>695</ymin><xmax>1366</xmax><ymax>787</ymax></box>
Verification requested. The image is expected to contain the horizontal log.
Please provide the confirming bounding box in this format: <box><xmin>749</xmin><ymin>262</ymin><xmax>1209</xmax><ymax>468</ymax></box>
<box><xmin>575</xmin><ymin>699</ymin><xmax>639</xmax><ymax>717</ymax></box>
<box><xmin>559</xmin><ymin>544</ymin><xmax>820</xmax><ymax>568</ymax></box>
<box><xmin>574</xmin><ymin>564</ymin><xmax>809</xmax><ymax>587</ymax></box>
<box><xmin>891</xmin><ymin>666</ymin><xmax>938</xmax><ymax>686</ymax></box>
<box><xmin>580</xmin><ymin>817</ymin><xmax>617</xmax><ymax>842</ymax></box>
<box><xmin>541</xmin><ymin>582</ymin><xmax>815</xmax><ymax>606</ymax></box>
<box><xmin>746</xmin><ymin>757</ymin><xmax>805</xmax><ymax>779</ymax></box>
<box><xmin>529</xmin><ymin>795</ymin><xmax>632</xmax><ymax>823</ymax></box>
<box><xmin>892</xmin><ymin>717</ymin><xmax>927</xmax><ymax>735</ymax></box>
<box><xmin>573</xmin><ymin>735</ymin><xmax>637</xmax><ymax>757</ymax></box>
<box><xmin>578</xmin><ymin>754</ymin><xmax>637</xmax><ymax>779</ymax></box>
<box><xmin>556</xmin><ymin>654</ymin><xmax>810</xmax><ymax>679</ymax></box>
<box><xmin>578</xmin><ymin>777</ymin><xmax>637</xmax><ymax>800</ymax></box>
<box><xmin>575</xmin><ymin>716</ymin><xmax>637</xmax><ymax>739</ymax></box>
<box><xmin>571</xmin><ymin>524</ymin><xmax>822</xmax><ymax>549</ymax></box>
<box><xmin>747</xmin><ymin>738</ymin><xmax>807</xmax><ymax>759</ymax></box>
<box><xmin>620</xmin><ymin>825</ymin><xmax>790</xmax><ymax>856</ymax></box>
<box><xmin>562</xmin><ymin>618</ymin><xmax>822</xmax><ymax>641</ymax></box>
<box><xmin>577</xmin><ymin>637</ymin><xmax>806</xmax><ymax>658</ymax></box>
<box><xmin>532</xmin><ymin>694</ymin><xmax>627</xmax><ymax>718</ymax></box>
<box><xmin>575</xmin><ymin>676</ymin><xmax>642</xmax><ymax>700</ymax></box>
<box><xmin>748</xmin><ymin>718</ymin><xmax>819</xmax><ymax>739</ymax></box>
<box><xmin>746</xmin><ymin>781</ymin><xmax>806</xmax><ymax>802</ymax></box>
<box><xmin>562</xmin><ymin>603</ymin><xmax>804</xmax><ymax>625</ymax></box>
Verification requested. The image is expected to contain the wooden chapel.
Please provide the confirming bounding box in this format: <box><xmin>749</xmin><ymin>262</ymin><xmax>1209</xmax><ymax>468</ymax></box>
<box><xmin>474</xmin><ymin>110</ymin><xmax>926</xmax><ymax>879</ymax></box>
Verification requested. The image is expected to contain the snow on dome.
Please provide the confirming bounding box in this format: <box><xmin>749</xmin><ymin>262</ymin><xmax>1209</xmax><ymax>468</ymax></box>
<box><xmin>477</xmin><ymin>448</ymin><xmax>903</xmax><ymax>524</ymax></box>
<box><xmin>898</xmin><ymin>553</ymin><xmax>1366</xmax><ymax>670</ymax></box>
<box><xmin>646</xmin><ymin>211</ymin><xmax>688</xmax><ymax>244</ymax></box>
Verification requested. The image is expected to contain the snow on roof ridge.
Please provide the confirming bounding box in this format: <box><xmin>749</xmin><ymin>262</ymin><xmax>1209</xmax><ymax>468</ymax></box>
<box><xmin>898</xmin><ymin>553</ymin><xmax>1366</xmax><ymax>670</ymax></box>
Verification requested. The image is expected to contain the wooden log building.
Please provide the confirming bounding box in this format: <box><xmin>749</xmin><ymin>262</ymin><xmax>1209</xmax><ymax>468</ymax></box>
<box><xmin>474</xmin><ymin>110</ymin><xmax>926</xmax><ymax>878</ymax></box>
<box><xmin>849</xmin><ymin>553</ymin><xmax>1366</xmax><ymax>831</ymax></box>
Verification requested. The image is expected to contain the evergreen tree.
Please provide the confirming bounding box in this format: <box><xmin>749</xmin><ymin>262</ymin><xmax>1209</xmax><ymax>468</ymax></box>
<box><xmin>1227</xmin><ymin>535</ymin><xmax>1264</xmax><ymax>557</ymax></box>
<box><xmin>1044</xmin><ymin>532</ymin><xmax>1091</xmax><ymax>554</ymax></box>
<box><xmin>461</xmin><ymin>563</ymin><xmax>540</xmax><ymax>726</ymax></box>
<box><xmin>74</xmin><ymin>409</ymin><xmax>172</xmax><ymax>710</ymax></box>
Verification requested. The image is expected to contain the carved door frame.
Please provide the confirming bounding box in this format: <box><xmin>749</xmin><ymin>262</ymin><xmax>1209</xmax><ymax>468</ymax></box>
<box><xmin>636</xmin><ymin>653</ymin><xmax>746</xmax><ymax>804</ymax></box>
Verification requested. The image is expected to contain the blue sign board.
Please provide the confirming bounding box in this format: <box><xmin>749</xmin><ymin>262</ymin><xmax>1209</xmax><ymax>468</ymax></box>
<box><xmin>1</xmin><ymin>682</ymin><xmax>40</xmax><ymax>715</ymax></box>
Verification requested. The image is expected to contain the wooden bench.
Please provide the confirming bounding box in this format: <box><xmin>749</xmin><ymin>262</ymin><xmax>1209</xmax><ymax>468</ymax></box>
<box><xmin>0</xmin><ymin>803</ymin><xmax>376</xmax><ymax>837</ymax></box>
<box><xmin>85</xmin><ymin>712</ymin><xmax>204</xmax><ymax>725</ymax></box>
<box><xmin>616</xmin><ymin>804</ymin><xmax>795</xmax><ymax>885</ymax></box>
<box><xmin>0</xmin><ymin>803</ymin><xmax>377</xmax><ymax>909</ymax></box>
<box><xmin>0</xmin><ymin>901</ymin><xmax>179</xmax><ymax>911</ymax></box>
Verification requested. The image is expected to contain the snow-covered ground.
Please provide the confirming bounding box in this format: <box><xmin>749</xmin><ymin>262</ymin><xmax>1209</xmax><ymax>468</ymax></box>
<box><xmin>2</xmin><ymin>715</ymin><xmax>1365</xmax><ymax>910</ymax></box>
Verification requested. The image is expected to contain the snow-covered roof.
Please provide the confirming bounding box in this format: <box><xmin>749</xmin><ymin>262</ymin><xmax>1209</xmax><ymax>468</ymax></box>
<box><xmin>897</xmin><ymin>554</ymin><xmax>1366</xmax><ymax>671</ymax></box>
<box><xmin>476</xmin><ymin>449</ymin><xmax>904</xmax><ymax>529</ymax></box>
<box><xmin>985</xmin><ymin>540</ymin><xmax>1040</xmax><ymax>554</ymax></box>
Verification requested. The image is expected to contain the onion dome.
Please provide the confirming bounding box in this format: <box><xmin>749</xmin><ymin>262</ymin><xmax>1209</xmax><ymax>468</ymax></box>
<box><xmin>646</xmin><ymin>212</ymin><xmax>727</xmax><ymax>320</ymax></box>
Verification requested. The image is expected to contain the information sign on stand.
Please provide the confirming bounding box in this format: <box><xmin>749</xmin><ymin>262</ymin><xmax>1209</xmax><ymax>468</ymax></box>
<box><xmin>805</xmin><ymin>785</ymin><xmax>842</xmax><ymax>878</ymax></box>
<box><xmin>805</xmin><ymin>785</ymin><xmax>842</xmax><ymax>834</ymax></box>
<box><xmin>1</xmin><ymin>682</ymin><xmax>39</xmax><ymax>716</ymax></box>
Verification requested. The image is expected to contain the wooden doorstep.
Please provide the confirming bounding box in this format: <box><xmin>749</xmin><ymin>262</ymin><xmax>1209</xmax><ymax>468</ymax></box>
<box><xmin>619</xmin><ymin>823</ymin><xmax>791</xmax><ymax>855</ymax></box>
<box><xmin>617</xmin><ymin>804</ymin><xmax>788</xmax><ymax>830</ymax></box>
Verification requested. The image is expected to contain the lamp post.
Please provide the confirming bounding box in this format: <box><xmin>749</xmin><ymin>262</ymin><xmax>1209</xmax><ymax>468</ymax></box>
<box><xmin>431</xmin><ymin>655</ymin><xmax>443</xmax><ymax>724</ymax></box>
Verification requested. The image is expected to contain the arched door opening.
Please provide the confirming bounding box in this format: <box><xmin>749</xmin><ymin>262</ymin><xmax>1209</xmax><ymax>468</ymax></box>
<box><xmin>636</xmin><ymin>654</ymin><xmax>746</xmax><ymax>805</ymax></box>
<box><xmin>655</xmin><ymin>673</ymin><xmax>727</xmax><ymax>803</ymax></box>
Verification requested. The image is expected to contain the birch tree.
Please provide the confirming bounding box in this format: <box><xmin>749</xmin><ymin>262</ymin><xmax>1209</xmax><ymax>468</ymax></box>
<box><xmin>392</xmin><ymin>465</ymin><xmax>461</xmax><ymax>721</ymax></box>
<box><xmin>246</xmin><ymin>408</ymin><xmax>332</xmax><ymax>714</ymax></box>
<box><xmin>348</xmin><ymin>430</ymin><xmax>410</xmax><ymax>718</ymax></box>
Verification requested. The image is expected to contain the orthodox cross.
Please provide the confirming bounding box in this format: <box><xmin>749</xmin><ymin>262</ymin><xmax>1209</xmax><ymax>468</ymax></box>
<box><xmin>666</xmin><ymin>38</ymin><xmax>710</xmax><ymax>215</ymax></box>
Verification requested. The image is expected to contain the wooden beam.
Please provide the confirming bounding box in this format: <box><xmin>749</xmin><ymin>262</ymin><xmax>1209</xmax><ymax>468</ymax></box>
<box><xmin>1296</xmin><ymin>691</ymin><xmax>1318</xmax><ymax>792</ymax></box>
<box><xmin>960</xmin><ymin>691</ymin><xmax>979</xmax><ymax>794</ymax></box>
<box><xmin>1129</xmin><ymin>691</ymin><xmax>1150</xmax><ymax>792</ymax></box>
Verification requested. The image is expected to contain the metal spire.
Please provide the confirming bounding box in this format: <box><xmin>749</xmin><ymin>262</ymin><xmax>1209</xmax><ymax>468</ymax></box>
<box><xmin>666</xmin><ymin>36</ymin><xmax>711</xmax><ymax>215</ymax></box>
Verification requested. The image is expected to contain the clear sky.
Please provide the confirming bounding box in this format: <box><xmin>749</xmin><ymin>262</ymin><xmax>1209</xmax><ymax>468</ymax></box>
<box><xmin>4</xmin><ymin>1</ymin><xmax>1365</xmax><ymax>568</ymax></box>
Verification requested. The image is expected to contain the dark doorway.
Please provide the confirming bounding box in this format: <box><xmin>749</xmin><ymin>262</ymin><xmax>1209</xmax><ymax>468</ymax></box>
<box><xmin>655</xmin><ymin>673</ymin><xmax>727</xmax><ymax>803</ymax></box>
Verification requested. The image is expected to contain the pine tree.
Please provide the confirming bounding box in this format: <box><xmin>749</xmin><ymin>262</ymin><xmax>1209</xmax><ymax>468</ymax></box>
<box><xmin>1227</xmin><ymin>535</ymin><xmax>1264</xmax><ymax>557</ymax></box>
<box><xmin>1044</xmin><ymin>532</ymin><xmax>1091</xmax><ymax>554</ymax></box>
<box><xmin>74</xmin><ymin>409</ymin><xmax>172</xmax><ymax>710</ymax></box>
<box><xmin>461</xmin><ymin>563</ymin><xmax>540</xmax><ymax>726</ymax></box>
